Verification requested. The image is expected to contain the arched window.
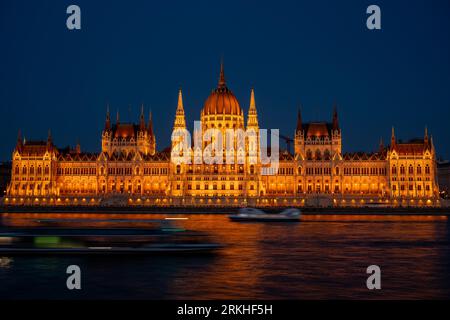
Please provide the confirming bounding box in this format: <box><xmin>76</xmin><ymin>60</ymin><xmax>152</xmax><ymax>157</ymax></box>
<box><xmin>298</xmin><ymin>166</ymin><xmax>302</xmax><ymax>175</ymax></box>
<box><xmin>22</xmin><ymin>166</ymin><xmax>27</xmax><ymax>175</ymax></box>
<box><xmin>315</xmin><ymin>150</ymin><xmax>322</xmax><ymax>160</ymax></box>
<box><xmin>37</xmin><ymin>166</ymin><xmax>42</xmax><ymax>175</ymax></box>
<box><xmin>135</xmin><ymin>167</ymin><xmax>140</xmax><ymax>175</ymax></box>
<box><xmin>392</xmin><ymin>166</ymin><xmax>397</xmax><ymax>175</ymax></box>
<box><xmin>335</xmin><ymin>167</ymin><xmax>340</xmax><ymax>175</ymax></box>
<box><xmin>400</xmin><ymin>165</ymin><xmax>405</xmax><ymax>175</ymax></box>
<box><xmin>306</xmin><ymin>150</ymin><xmax>312</xmax><ymax>160</ymax></box>
<box><xmin>250</xmin><ymin>165</ymin><xmax>255</xmax><ymax>174</ymax></box>
<box><xmin>417</xmin><ymin>165</ymin><xmax>422</xmax><ymax>175</ymax></box>
<box><xmin>44</xmin><ymin>165</ymin><xmax>49</xmax><ymax>175</ymax></box>
<box><xmin>30</xmin><ymin>166</ymin><xmax>35</xmax><ymax>175</ymax></box>
<box><xmin>176</xmin><ymin>165</ymin><xmax>181</xmax><ymax>174</ymax></box>
<box><xmin>15</xmin><ymin>166</ymin><xmax>19</xmax><ymax>175</ymax></box>
<box><xmin>408</xmin><ymin>165</ymin><xmax>413</xmax><ymax>175</ymax></box>
<box><xmin>425</xmin><ymin>164</ymin><xmax>430</xmax><ymax>174</ymax></box>
<box><xmin>324</xmin><ymin>150</ymin><xmax>331</xmax><ymax>160</ymax></box>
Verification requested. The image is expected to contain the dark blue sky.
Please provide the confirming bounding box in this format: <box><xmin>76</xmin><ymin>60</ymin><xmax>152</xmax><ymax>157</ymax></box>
<box><xmin>1</xmin><ymin>0</ymin><xmax>449</xmax><ymax>160</ymax></box>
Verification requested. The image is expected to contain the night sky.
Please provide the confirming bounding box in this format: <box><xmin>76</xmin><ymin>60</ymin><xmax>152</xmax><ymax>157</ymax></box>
<box><xmin>0</xmin><ymin>0</ymin><xmax>449</xmax><ymax>161</ymax></box>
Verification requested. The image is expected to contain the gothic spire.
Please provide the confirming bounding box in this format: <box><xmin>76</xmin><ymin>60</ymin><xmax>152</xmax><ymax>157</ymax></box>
<box><xmin>173</xmin><ymin>88</ymin><xmax>186</xmax><ymax>129</ymax></box>
<box><xmin>116</xmin><ymin>110</ymin><xmax>120</xmax><ymax>124</ymax></box>
<box><xmin>332</xmin><ymin>103</ymin><xmax>339</xmax><ymax>131</ymax></box>
<box><xmin>105</xmin><ymin>105</ymin><xmax>111</xmax><ymax>130</ymax></box>
<box><xmin>140</xmin><ymin>104</ymin><xmax>146</xmax><ymax>131</ymax></box>
<box><xmin>247</xmin><ymin>88</ymin><xmax>259</xmax><ymax>128</ymax></box>
<box><xmin>296</xmin><ymin>107</ymin><xmax>303</xmax><ymax>133</ymax></box>
<box><xmin>391</xmin><ymin>126</ymin><xmax>396</xmax><ymax>146</ymax></box>
<box><xmin>379</xmin><ymin>137</ymin><xmax>384</xmax><ymax>152</ymax></box>
<box><xmin>218</xmin><ymin>59</ymin><xmax>226</xmax><ymax>89</ymax></box>
<box><xmin>47</xmin><ymin>129</ymin><xmax>52</xmax><ymax>147</ymax></box>
<box><xmin>16</xmin><ymin>129</ymin><xmax>23</xmax><ymax>150</ymax></box>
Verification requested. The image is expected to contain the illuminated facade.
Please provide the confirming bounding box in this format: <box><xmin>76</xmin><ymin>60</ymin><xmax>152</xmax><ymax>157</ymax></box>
<box><xmin>5</xmin><ymin>64</ymin><xmax>440</xmax><ymax>207</ymax></box>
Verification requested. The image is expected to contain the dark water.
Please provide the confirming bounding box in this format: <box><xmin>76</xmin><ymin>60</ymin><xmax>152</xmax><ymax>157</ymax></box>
<box><xmin>1</xmin><ymin>213</ymin><xmax>450</xmax><ymax>299</ymax></box>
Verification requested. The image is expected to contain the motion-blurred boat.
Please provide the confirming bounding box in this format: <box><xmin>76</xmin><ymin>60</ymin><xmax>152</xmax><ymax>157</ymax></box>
<box><xmin>229</xmin><ymin>207</ymin><xmax>301</xmax><ymax>222</ymax></box>
<box><xmin>0</xmin><ymin>223</ymin><xmax>223</xmax><ymax>255</ymax></box>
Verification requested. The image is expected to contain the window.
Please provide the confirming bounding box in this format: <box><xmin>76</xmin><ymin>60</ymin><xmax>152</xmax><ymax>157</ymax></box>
<box><xmin>392</xmin><ymin>166</ymin><xmax>397</xmax><ymax>175</ymax></box>
<box><xmin>315</xmin><ymin>150</ymin><xmax>322</xmax><ymax>160</ymax></box>
<box><xmin>400</xmin><ymin>165</ymin><xmax>405</xmax><ymax>175</ymax></box>
<box><xmin>22</xmin><ymin>166</ymin><xmax>27</xmax><ymax>175</ymax></box>
<box><xmin>417</xmin><ymin>165</ymin><xmax>422</xmax><ymax>175</ymax></box>
<box><xmin>335</xmin><ymin>167</ymin><xmax>340</xmax><ymax>175</ymax></box>
<box><xmin>425</xmin><ymin>165</ymin><xmax>430</xmax><ymax>174</ymax></box>
<box><xmin>408</xmin><ymin>165</ymin><xmax>413</xmax><ymax>174</ymax></box>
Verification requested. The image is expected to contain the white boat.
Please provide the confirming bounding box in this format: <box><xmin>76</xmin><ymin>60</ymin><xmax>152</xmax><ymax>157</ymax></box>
<box><xmin>229</xmin><ymin>207</ymin><xmax>301</xmax><ymax>222</ymax></box>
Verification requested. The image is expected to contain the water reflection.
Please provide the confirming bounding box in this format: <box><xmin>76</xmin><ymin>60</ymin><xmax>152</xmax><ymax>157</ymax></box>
<box><xmin>1</xmin><ymin>212</ymin><xmax>450</xmax><ymax>299</ymax></box>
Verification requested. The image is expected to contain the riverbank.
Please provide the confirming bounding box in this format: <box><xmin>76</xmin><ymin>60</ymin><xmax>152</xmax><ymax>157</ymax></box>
<box><xmin>1</xmin><ymin>205</ymin><xmax>449</xmax><ymax>215</ymax></box>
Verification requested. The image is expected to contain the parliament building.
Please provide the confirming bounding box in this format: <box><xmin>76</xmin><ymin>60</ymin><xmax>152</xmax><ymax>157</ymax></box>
<box><xmin>4</xmin><ymin>64</ymin><xmax>441</xmax><ymax>207</ymax></box>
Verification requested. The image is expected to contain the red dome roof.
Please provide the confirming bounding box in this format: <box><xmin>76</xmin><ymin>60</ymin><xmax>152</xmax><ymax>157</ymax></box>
<box><xmin>202</xmin><ymin>62</ymin><xmax>242</xmax><ymax>116</ymax></box>
<box><xmin>202</xmin><ymin>87</ymin><xmax>242</xmax><ymax>116</ymax></box>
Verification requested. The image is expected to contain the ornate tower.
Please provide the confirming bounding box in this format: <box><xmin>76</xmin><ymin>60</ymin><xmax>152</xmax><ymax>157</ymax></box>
<box><xmin>246</xmin><ymin>88</ymin><xmax>260</xmax><ymax>166</ymax></box>
<box><xmin>137</xmin><ymin>105</ymin><xmax>151</xmax><ymax>156</ymax></box>
<box><xmin>331</xmin><ymin>104</ymin><xmax>342</xmax><ymax>156</ymax></box>
<box><xmin>171</xmin><ymin>88</ymin><xmax>187</xmax><ymax>159</ymax></box>
<box><xmin>294</xmin><ymin>107</ymin><xmax>304</xmax><ymax>157</ymax></box>
<box><xmin>173</xmin><ymin>88</ymin><xmax>186</xmax><ymax>131</ymax></box>
<box><xmin>101</xmin><ymin>106</ymin><xmax>112</xmax><ymax>154</ymax></box>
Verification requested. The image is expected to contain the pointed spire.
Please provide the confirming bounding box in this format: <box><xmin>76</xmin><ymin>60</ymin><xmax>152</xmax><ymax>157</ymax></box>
<box><xmin>16</xmin><ymin>129</ymin><xmax>23</xmax><ymax>150</ymax></box>
<box><xmin>247</xmin><ymin>88</ymin><xmax>259</xmax><ymax>128</ymax></box>
<box><xmin>424</xmin><ymin>126</ymin><xmax>429</xmax><ymax>144</ymax></box>
<box><xmin>116</xmin><ymin>110</ymin><xmax>120</xmax><ymax>124</ymax></box>
<box><xmin>173</xmin><ymin>88</ymin><xmax>186</xmax><ymax>130</ymax></box>
<box><xmin>332</xmin><ymin>103</ymin><xmax>339</xmax><ymax>131</ymax></box>
<box><xmin>218</xmin><ymin>58</ymin><xmax>226</xmax><ymax>89</ymax></box>
<box><xmin>250</xmin><ymin>87</ymin><xmax>256</xmax><ymax>110</ymax></box>
<box><xmin>105</xmin><ymin>105</ymin><xmax>111</xmax><ymax>130</ymax></box>
<box><xmin>379</xmin><ymin>137</ymin><xmax>384</xmax><ymax>152</ymax></box>
<box><xmin>47</xmin><ymin>129</ymin><xmax>52</xmax><ymax>147</ymax></box>
<box><xmin>75</xmin><ymin>139</ymin><xmax>81</xmax><ymax>154</ymax></box>
<box><xmin>296</xmin><ymin>107</ymin><xmax>303</xmax><ymax>133</ymax></box>
<box><xmin>391</xmin><ymin>126</ymin><xmax>396</xmax><ymax>146</ymax></box>
<box><xmin>140</xmin><ymin>104</ymin><xmax>146</xmax><ymax>131</ymax></box>
<box><xmin>177</xmin><ymin>88</ymin><xmax>184</xmax><ymax>112</ymax></box>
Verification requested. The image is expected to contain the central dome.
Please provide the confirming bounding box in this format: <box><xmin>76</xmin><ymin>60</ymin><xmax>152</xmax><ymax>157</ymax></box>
<box><xmin>202</xmin><ymin>63</ymin><xmax>243</xmax><ymax>116</ymax></box>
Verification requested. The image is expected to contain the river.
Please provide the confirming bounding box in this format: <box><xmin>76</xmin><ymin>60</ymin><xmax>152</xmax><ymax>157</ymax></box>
<box><xmin>1</xmin><ymin>213</ymin><xmax>449</xmax><ymax>299</ymax></box>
